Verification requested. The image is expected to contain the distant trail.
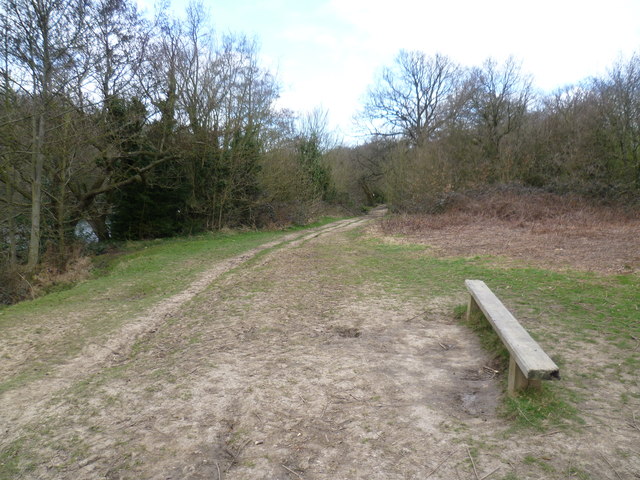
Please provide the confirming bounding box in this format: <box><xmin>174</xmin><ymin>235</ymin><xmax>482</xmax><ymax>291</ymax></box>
<box><xmin>0</xmin><ymin>215</ymin><xmax>373</xmax><ymax>448</ymax></box>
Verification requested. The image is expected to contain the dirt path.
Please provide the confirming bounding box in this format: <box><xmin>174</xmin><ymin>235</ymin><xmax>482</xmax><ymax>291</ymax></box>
<box><xmin>2</xmin><ymin>212</ymin><xmax>638</xmax><ymax>479</ymax></box>
<box><xmin>0</xmin><ymin>218</ymin><xmax>369</xmax><ymax>452</ymax></box>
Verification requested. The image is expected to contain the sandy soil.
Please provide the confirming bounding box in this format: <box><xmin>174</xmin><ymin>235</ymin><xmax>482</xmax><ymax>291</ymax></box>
<box><xmin>1</xmin><ymin>210</ymin><xmax>639</xmax><ymax>479</ymax></box>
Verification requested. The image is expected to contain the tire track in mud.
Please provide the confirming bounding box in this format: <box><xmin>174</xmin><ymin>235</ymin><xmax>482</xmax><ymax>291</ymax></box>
<box><xmin>0</xmin><ymin>216</ymin><xmax>371</xmax><ymax>449</ymax></box>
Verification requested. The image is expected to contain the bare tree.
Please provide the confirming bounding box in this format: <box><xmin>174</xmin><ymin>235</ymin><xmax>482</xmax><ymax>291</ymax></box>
<box><xmin>90</xmin><ymin>0</ymin><xmax>148</xmax><ymax>104</ymax></box>
<box><xmin>362</xmin><ymin>50</ymin><xmax>460</xmax><ymax>145</ymax></box>
<box><xmin>0</xmin><ymin>6</ymin><xmax>19</xmax><ymax>266</ymax></box>
<box><xmin>4</xmin><ymin>0</ymin><xmax>89</xmax><ymax>269</ymax></box>
<box><xmin>178</xmin><ymin>0</ymin><xmax>212</xmax><ymax>135</ymax></box>
<box><xmin>468</xmin><ymin>57</ymin><xmax>532</xmax><ymax>167</ymax></box>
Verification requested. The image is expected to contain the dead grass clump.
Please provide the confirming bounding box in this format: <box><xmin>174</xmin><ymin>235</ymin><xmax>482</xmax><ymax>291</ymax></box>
<box><xmin>0</xmin><ymin>265</ymin><xmax>34</xmax><ymax>305</ymax></box>
<box><xmin>379</xmin><ymin>187</ymin><xmax>640</xmax><ymax>273</ymax></box>
<box><xmin>382</xmin><ymin>188</ymin><xmax>638</xmax><ymax>236</ymax></box>
<box><xmin>447</xmin><ymin>189</ymin><xmax>635</xmax><ymax>224</ymax></box>
<box><xmin>33</xmin><ymin>255</ymin><xmax>92</xmax><ymax>295</ymax></box>
<box><xmin>0</xmin><ymin>247</ymin><xmax>94</xmax><ymax>305</ymax></box>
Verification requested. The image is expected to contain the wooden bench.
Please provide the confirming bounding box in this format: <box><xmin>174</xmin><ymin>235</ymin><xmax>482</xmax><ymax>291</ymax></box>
<box><xmin>465</xmin><ymin>279</ymin><xmax>560</xmax><ymax>395</ymax></box>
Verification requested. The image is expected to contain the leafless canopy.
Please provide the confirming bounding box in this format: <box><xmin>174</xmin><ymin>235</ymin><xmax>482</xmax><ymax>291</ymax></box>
<box><xmin>362</xmin><ymin>50</ymin><xmax>460</xmax><ymax>145</ymax></box>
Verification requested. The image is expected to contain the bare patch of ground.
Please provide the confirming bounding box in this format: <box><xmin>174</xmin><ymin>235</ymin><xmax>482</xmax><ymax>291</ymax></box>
<box><xmin>378</xmin><ymin>191</ymin><xmax>640</xmax><ymax>274</ymax></box>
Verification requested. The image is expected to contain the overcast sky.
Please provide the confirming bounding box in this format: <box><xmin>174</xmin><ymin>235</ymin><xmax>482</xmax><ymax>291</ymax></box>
<box><xmin>138</xmin><ymin>0</ymin><xmax>640</xmax><ymax>143</ymax></box>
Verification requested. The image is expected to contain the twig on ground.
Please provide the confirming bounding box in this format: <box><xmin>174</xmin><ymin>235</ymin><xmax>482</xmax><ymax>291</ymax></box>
<box><xmin>405</xmin><ymin>311</ymin><xmax>428</xmax><ymax>323</ymax></box>
<box><xmin>349</xmin><ymin>393</ymin><xmax>371</xmax><ymax>406</ymax></box>
<box><xmin>483</xmin><ymin>366</ymin><xmax>499</xmax><ymax>374</ymax></box>
<box><xmin>467</xmin><ymin>446</ymin><xmax>480</xmax><ymax>480</ymax></box>
<box><xmin>319</xmin><ymin>400</ymin><xmax>331</xmax><ymax>418</ymax></box>
<box><xmin>479</xmin><ymin>466</ymin><xmax>501</xmax><ymax>480</ymax></box>
<box><xmin>253</xmin><ymin>411</ymin><xmax>263</xmax><ymax>425</ymax></box>
<box><xmin>224</xmin><ymin>439</ymin><xmax>251</xmax><ymax>472</ymax></box>
<box><xmin>538</xmin><ymin>430</ymin><xmax>561</xmax><ymax>437</ymax></box>
<box><xmin>438</xmin><ymin>342</ymin><xmax>450</xmax><ymax>350</ymax></box>
<box><xmin>223</xmin><ymin>449</ymin><xmax>236</xmax><ymax>472</ymax></box>
<box><xmin>239</xmin><ymin>439</ymin><xmax>251</xmax><ymax>453</ymax></box>
<box><xmin>215</xmin><ymin>461</ymin><xmax>221</xmax><ymax>480</ymax></box>
<box><xmin>600</xmin><ymin>453</ymin><xmax>623</xmax><ymax>480</ymax></box>
<box><xmin>426</xmin><ymin>450</ymin><xmax>455</xmax><ymax>478</ymax></box>
<box><xmin>282</xmin><ymin>464</ymin><xmax>304</xmax><ymax>479</ymax></box>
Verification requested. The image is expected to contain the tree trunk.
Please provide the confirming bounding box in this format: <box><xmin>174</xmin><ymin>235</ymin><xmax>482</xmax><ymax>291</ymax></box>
<box><xmin>27</xmin><ymin>112</ymin><xmax>45</xmax><ymax>270</ymax></box>
<box><xmin>7</xmin><ymin>169</ymin><xmax>17</xmax><ymax>266</ymax></box>
<box><xmin>57</xmin><ymin>162</ymin><xmax>67</xmax><ymax>268</ymax></box>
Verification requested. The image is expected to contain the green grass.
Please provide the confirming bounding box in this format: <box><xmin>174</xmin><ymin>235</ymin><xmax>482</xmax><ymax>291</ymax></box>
<box><xmin>502</xmin><ymin>386</ymin><xmax>583</xmax><ymax>431</ymax></box>
<box><xmin>357</xmin><ymin>238</ymin><xmax>639</xmax><ymax>345</ymax></box>
<box><xmin>0</xmin><ymin>220</ymin><xmax>355</xmax><ymax>477</ymax></box>
<box><xmin>523</xmin><ymin>454</ymin><xmax>556</xmax><ymax>472</ymax></box>
<box><xmin>284</xmin><ymin>215</ymin><xmax>348</xmax><ymax>231</ymax></box>
<box><xmin>300</xmin><ymin>233</ymin><xmax>638</xmax><ymax>355</ymax></box>
<box><xmin>0</xmin><ymin>438</ymin><xmax>34</xmax><ymax>477</ymax></box>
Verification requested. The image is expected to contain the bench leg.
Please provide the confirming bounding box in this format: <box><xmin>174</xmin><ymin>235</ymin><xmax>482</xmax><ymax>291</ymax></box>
<box><xmin>467</xmin><ymin>295</ymin><xmax>482</xmax><ymax>322</ymax></box>
<box><xmin>508</xmin><ymin>357</ymin><xmax>542</xmax><ymax>395</ymax></box>
<box><xmin>508</xmin><ymin>357</ymin><xmax>529</xmax><ymax>395</ymax></box>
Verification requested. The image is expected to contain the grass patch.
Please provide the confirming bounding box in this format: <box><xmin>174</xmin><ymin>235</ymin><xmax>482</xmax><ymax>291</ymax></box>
<box><xmin>358</xmin><ymin>237</ymin><xmax>639</xmax><ymax>347</ymax></box>
<box><xmin>454</xmin><ymin>298</ymin><xmax>584</xmax><ymax>431</ymax></box>
<box><xmin>458</xmin><ymin>300</ymin><xmax>581</xmax><ymax>430</ymax></box>
<box><xmin>0</xmin><ymin>438</ymin><xmax>35</xmax><ymax>478</ymax></box>
<box><xmin>502</xmin><ymin>386</ymin><xmax>583</xmax><ymax>431</ymax></box>
<box><xmin>3</xmin><ymin>217</ymin><xmax>637</xmax><ymax>477</ymax></box>
<box><xmin>566</xmin><ymin>466</ymin><xmax>591</xmax><ymax>479</ymax></box>
<box><xmin>306</xmin><ymin>232</ymin><xmax>638</xmax><ymax>354</ymax></box>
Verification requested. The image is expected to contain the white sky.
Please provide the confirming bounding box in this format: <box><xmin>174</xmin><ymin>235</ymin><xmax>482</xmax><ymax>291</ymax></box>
<box><xmin>138</xmin><ymin>0</ymin><xmax>640</xmax><ymax>143</ymax></box>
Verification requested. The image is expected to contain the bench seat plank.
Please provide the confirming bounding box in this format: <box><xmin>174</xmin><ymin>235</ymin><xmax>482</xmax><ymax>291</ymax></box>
<box><xmin>465</xmin><ymin>279</ymin><xmax>559</xmax><ymax>381</ymax></box>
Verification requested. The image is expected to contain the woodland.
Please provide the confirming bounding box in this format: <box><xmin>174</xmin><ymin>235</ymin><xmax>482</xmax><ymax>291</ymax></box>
<box><xmin>1</xmin><ymin>0</ymin><xmax>639</xmax><ymax>303</ymax></box>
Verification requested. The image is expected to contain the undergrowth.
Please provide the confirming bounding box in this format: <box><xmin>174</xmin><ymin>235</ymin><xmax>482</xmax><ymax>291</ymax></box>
<box><xmin>358</xmin><ymin>239</ymin><xmax>639</xmax><ymax>347</ymax></box>
<box><xmin>381</xmin><ymin>187</ymin><xmax>638</xmax><ymax>234</ymax></box>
